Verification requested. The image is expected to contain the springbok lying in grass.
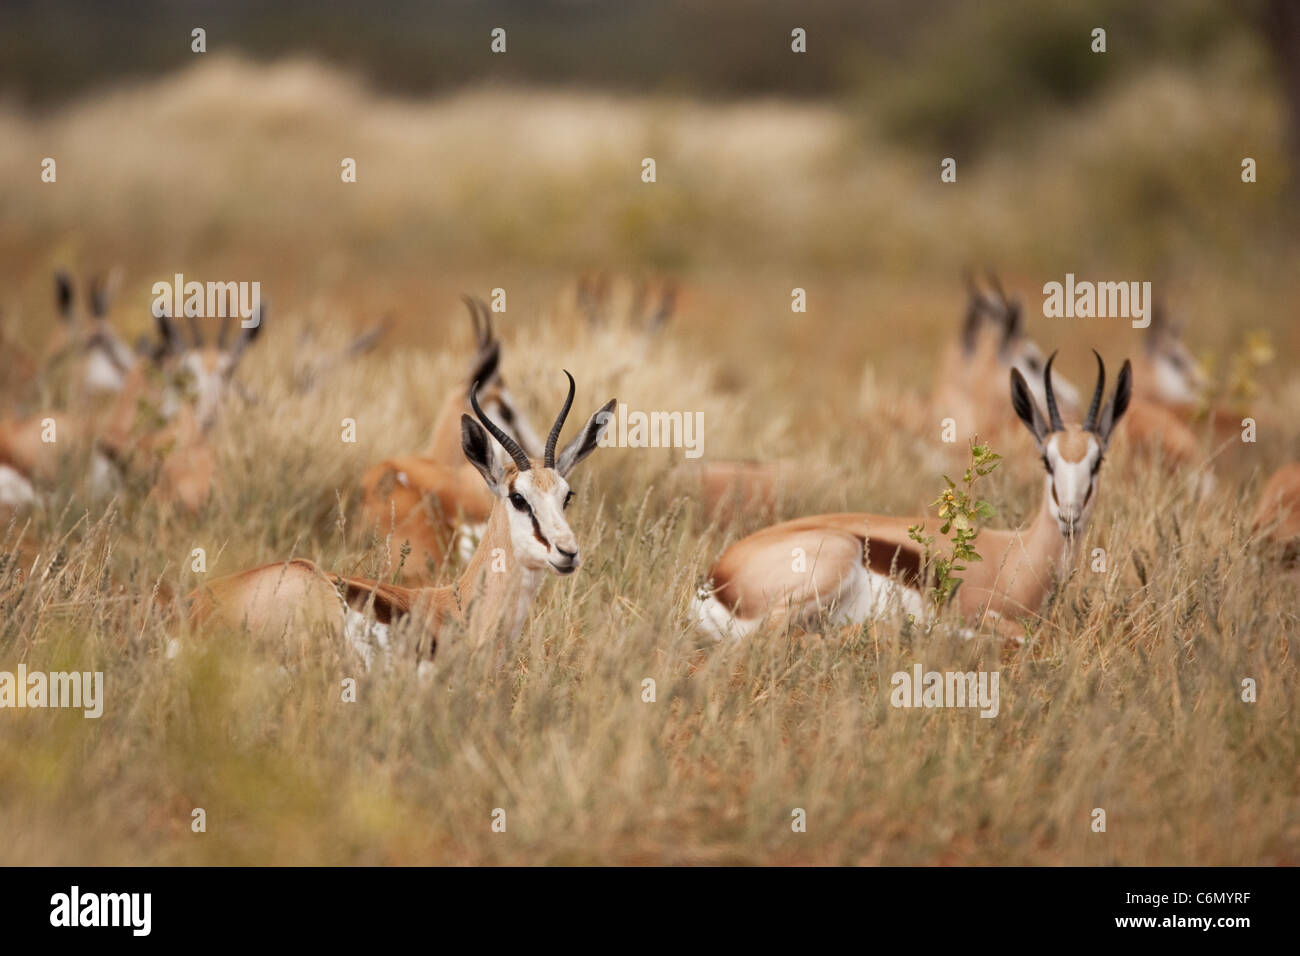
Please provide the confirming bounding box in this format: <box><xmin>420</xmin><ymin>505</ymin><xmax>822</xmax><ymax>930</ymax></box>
<box><xmin>1251</xmin><ymin>463</ymin><xmax>1300</xmax><ymax>564</ymax></box>
<box><xmin>0</xmin><ymin>303</ymin><xmax>265</xmax><ymax>513</ymax></box>
<box><xmin>0</xmin><ymin>271</ymin><xmax>134</xmax><ymax>507</ymax></box>
<box><xmin>190</xmin><ymin>372</ymin><xmax>616</xmax><ymax>668</ymax></box>
<box><xmin>694</xmin><ymin>351</ymin><xmax>1132</xmax><ymax>642</ymax></box>
<box><xmin>2</xmin><ymin>270</ymin><xmax>135</xmax><ymax>407</ymax></box>
<box><xmin>358</xmin><ymin>295</ymin><xmax>543</xmax><ymax>581</ymax></box>
<box><xmin>129</xmin><ymin>305</ymin><xmax>265</xmax><ymax>511</ymax></box>
<box><xmin>577</xmin><ymin>273</ymin><xmax>678</xmax><ymax>335</ymax></box>
<box><xmin>1097</xmin><ymin>303</ymin><xmax>1216</xmax><ymax>489</ymax></box>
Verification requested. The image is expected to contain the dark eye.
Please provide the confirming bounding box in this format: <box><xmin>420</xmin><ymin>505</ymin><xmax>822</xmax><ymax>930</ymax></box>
<box><xmin>563</xmin><ymin>490</ymin><xmax>574</xmax><ymax>509</ymax></box>
<box><xmin>1025</xmin><ymin>356</ymin><xmax>1041</xmax><ymax>372</ymax></box>
<box><xmin>509</xmin><ymin>492</ymin><xmax>530</xmax><ymax>513</ymax></box>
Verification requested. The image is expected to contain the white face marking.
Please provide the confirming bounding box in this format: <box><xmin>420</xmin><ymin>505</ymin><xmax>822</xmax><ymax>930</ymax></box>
<box><xmin>1152</xmin><ymin>344</ymin><xmax>1206</xmax><ymax>405</ymax></box>
<box><xmin>83</xmin><ymin>348</ymin><xmax>129</xmax><ymax>394</ymax></box>
<box><xmin>174</xmin><ymin>350</ymin><xmax>234</xmax><ymax>428</ymax></box>
<box><xmin>1043</xmin><ymin>433</ymin><xmax>1103</xmax><ymax>538</ymax></box>
<box><xmin>505</xmin><ymin>469</ymin><xmax>579</xmax><ymax>574</ymax></box>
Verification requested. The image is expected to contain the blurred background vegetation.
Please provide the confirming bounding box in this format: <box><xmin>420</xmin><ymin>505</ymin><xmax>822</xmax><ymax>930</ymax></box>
<box><xmin>3</xmin><ymin>0</ymin><xmax>1297</xmax><ymax>154</ymax></box>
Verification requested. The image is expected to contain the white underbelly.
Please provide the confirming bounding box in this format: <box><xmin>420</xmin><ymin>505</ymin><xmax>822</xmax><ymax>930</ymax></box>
<box><xmin>0</xmin><ymin>465</ymin><xmax>37</xmax><ymax>507</ymax></box>
<box><xmin>343</xmin><ymin>607</ymin><xmax>391</xmax><ymax>671</ymax></box>
<box><xmin>830</xmin><ymin>564</ymin><xmax>926</xmax><ymax>626</ymax></box>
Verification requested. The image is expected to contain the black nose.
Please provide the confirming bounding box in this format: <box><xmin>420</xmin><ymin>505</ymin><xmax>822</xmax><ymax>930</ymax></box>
<box><xmin>556</xmin><ymin>546</ymin><xmax>577</xmax><ymax>560</ymax></box>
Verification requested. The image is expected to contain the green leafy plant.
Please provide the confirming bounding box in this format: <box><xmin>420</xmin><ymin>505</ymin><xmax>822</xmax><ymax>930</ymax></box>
<box><xmin>908</xmin><ymin>441</ymin><xmax>1002</xmax><ymax>614</ymax></box>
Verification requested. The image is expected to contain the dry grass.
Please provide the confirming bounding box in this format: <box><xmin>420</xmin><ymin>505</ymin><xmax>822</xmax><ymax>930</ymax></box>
<box><xmin>1</xmin><ymin>57</ymin><xmax>1298</xmax><ymax>864</ymax></box>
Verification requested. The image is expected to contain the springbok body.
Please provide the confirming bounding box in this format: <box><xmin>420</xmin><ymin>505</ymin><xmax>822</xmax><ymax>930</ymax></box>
<box><xmin>695</xmin><ymin>352</ymin><xmax>1132</xmax><ymax>641</ymax></box>
<box><xmin>192</xmin><ymin>373</ymin><xmax>616</xmax><ymax>666</ymax></box>
<box><xmin>358</xmin><ymin>296</ymin><xmax>543</xmax><ymax>581</ymax></box>
<box><xmin>1252</xmin><ymin>463</ymin><xmax>1300</xmax><ymax>562</ymax></box>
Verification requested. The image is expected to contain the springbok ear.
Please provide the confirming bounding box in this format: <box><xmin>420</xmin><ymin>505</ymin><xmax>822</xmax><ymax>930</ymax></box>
<box><xmin>960</xmin><ymin>271</ymin><xmax>985</xmax><ymax>353</ymax></box>
<box><xmin>88</xmin><ymin>270</ymin><xmax>119</xmax><ymax>319</ymax></box>
<box><xmin>55</xmin><ymin>271</ymin><xmax>74</xmax><ymax>322</ymax></box>
<box><xmin>555</xmin><ymin>399</ymin><xmax>616</xmax><ymax>478</ymax></box>
<box><xmin>461</xmin><ymin>414</ymin><xmax>506</xmax><ymax>494</ymax></box>
<box><xmin>1095</xmin><ymin>360</ymin><xmax>1132</xmax><ymax>449</ymax></box>
<box><xmin>1010</xmin><ymin>369</ymin><xmax>1050</xmax><ymax>446</ymax></box>
<box><xmin>153</xmin><ymin>305</ymin><xmax>178</xmax><ymax>358</ymax></box>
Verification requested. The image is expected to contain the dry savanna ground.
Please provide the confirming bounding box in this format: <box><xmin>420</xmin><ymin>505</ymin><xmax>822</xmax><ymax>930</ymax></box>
<box><xmin>1</xmin><ymin>57</ymin><xmax>1298</xmax><ymax>864</ymax></box>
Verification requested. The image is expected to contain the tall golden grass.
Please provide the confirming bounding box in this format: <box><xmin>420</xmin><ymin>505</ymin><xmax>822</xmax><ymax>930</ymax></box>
<box><xmin>1</xmin><ymin>57</ymin><xmax>1298</xmax><ymax>864</ymax></box>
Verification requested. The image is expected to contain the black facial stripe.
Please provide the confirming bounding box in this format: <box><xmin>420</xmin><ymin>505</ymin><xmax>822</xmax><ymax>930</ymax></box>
<box><xmin>529</xmin><ymin>512</ymin><xmax>550</xmax><ymax>549</ymax></box>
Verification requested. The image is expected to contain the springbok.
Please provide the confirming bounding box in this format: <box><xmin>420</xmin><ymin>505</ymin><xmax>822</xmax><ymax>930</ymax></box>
<box><xmin>121</xmin><ymin>304</ymin><xmax>266</xmax><ymax>511</ymax></box>
<box><xmin>1127</xmin><ymin>301</ymin><xmax>1246</xmax><ymax>453</ymax></box>
<box><xmin>1132</xmin><ymin>301</ymin><xmax>1210</xmax><ymax>409</ymax></box>
<box><xmin>190</xmin><ymin>373</ymin><xmax>616</xmax><ymax>667</ymax></box>
<box><xmin>0</xmin><ymin>302</ymin><xmax>265</xmax><ymax>513</ymax></box>
<box><xmin>358</xmin><ymin>295</ymin><xmax>543</xmax><ymax>581</ymax></box>
<box><xmin>694</xmin><ymin>351</ymin><xmax>1131</xmax><ymax>642</ymax></box>
<box><xmin>1251</xmin><ymin>463</ymin><xmax>1300</xmax><ymax>563</ymax></box>
<box><xmin>576</xmin><ymin>273</ymin><xmax>678</xmax><ymax>334</ymax></box>
<box><xmin>930</xmin><ymin>272</ymin><xmax>1081</xmax><ymax>446</ymax></box>
<box><xmin>44</xmin><ymin>269</ymin><xmax>135</xmax><ymax>399</ymax></box>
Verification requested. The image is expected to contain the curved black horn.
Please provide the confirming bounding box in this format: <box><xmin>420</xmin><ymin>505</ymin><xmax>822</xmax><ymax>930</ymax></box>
<box><xmin>471</xmin><ymin>378</ymin><xmax>530</xmax><ymax>471</ymax></box>
<box><xmin>186</xmin><ymin>314</ymin><xmax>204</xmax><ymax>349</ymax></box>
<box><xmin>1043</xmin><ymin>350</ymin><xmax>1064</xmax><ymax>432</ymax></box>
<box><xmin>1084</xmin><ymin>349</ymin><xmax>1106</xmax><ymax>433</ymax></box>
<box><xmin>544</xmin><ymin>370</ymin><xmax>576</xmax><ymax>469</ymax></box>
<box><xmin>461</xmin><ymin>294</ymin><xmax>484</xmax><ymax>348</ymax></box>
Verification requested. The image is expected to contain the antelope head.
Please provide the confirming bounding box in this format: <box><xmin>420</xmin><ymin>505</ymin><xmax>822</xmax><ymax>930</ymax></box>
<box><xmin>153</xmin><ymin>303</ymin><xmax>265</xmax><ymax>428</ymax></box>
<box><xmin>1011</xmin><ymin>350</ymin><xmax>1132</xmax><ymax>539</ymax></box>
<box><xmin>46</xmin><ymin>269</ymin><xmax>134</xmax><ymax>394</ymax></box>
<box><xmin>1141</xmin><ymin>300</ymin><xmax>1208</xmax><ymax>406</ymax></box>
<box><xmin>965</xmin><ymin>270</ymin><xmax>1080</xmax><ymax>415</ymax></box>
<box><xmin>461</xmin><ymin>371</ymin><xmax>615</xmax><ymax>576</ymax></box>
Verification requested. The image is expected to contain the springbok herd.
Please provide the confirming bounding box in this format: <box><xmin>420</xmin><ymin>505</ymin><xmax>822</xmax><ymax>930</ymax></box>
<box><xmin>1</xmin><ymin>270</ymin><xmax>1297</xmax><ymax>666</ymax></box>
